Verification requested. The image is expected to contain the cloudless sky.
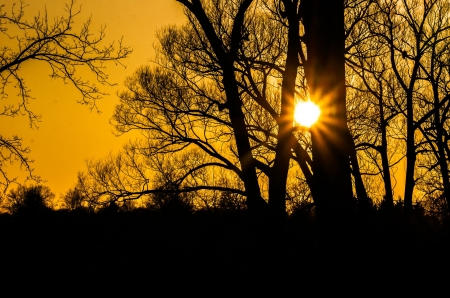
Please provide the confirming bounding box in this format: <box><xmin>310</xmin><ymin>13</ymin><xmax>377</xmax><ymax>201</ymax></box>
<box><xmin>1</xmin><ymin>0</ymin><xmax>185</xmax><ymax>196</ymax></box>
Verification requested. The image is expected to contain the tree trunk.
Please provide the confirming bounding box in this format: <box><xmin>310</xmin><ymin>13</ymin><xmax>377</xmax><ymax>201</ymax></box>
<box><xmin>404</xmin><ymin>92</ymin><xmax>416</xmax><ymax>213</ymax></box>
<box><xmin>303</xmin><ymin>0</ymin><xmax>354</xmax><ymax>222</ymax></box>
<box><xmin>379</xmin><ymin>96</ymin><xmax>394</xmax><ymax>209</ymax></box>
<box><xmin>380</xmin><ymin>133</ymin><xmax>394</xmax><ymax>208</ymax></box>
<box><xmin>223</xmin><ymin>68</ymin><xmax>267</xmax><ymax>211</ymax></box>
<box><xmin>434</xmin><ymin>91</ymin><xmax>450</xmax><ymax>211</ymax></box>
<box><xmin>437</xmin><ymin>124</ymin><xmax>450</xmax><ymax>211</ymax></box>
<box><xmin>268</xmin><ymin>0</ymin><xmax>300</xmax><ymax>222</ymax></box>
<box><xmin>349</xmin><ymin>137</ymin><xmax>370</xmax><ymax>208</ymax></box>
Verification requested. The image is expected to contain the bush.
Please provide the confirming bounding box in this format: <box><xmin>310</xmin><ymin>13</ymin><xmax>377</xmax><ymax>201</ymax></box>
<box><xmin>1</xmin><ymin>185</ymin><xmax>54</xmax><ymax>215</ymax></box>
<box><xmin>145</xmin><ymin>189</ymin><xmax>193</xmax><ymax>214</ymax></box>
<box><xmin>62</xmin><ymin>186</ymin><xmax>87</xmax><ymax>211</ymax></box>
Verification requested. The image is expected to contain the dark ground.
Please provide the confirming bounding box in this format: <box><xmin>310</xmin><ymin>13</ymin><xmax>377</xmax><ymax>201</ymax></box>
<box><xmin>1</xmin><ymin>207</ymin><xmax>449</xmax><ymax>295</ymax></box>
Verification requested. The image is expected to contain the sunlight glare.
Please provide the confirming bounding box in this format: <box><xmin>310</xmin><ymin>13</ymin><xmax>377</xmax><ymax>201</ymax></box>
<box><xmin>294</xmin><ymin>101</ymin><xmax>321</xmax><ymax>127</ymax></box>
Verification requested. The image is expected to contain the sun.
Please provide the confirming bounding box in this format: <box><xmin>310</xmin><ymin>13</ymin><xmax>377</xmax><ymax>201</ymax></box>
<box><xmin>294</xmin><ymin>100</ymin><xmax>321</xmax><ymax>127</ymax></box>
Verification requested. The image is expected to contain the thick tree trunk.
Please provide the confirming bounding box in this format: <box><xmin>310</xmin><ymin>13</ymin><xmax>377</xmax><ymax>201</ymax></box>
<box><xmin>303</xmin><ymin>0</ymin><xmax>354</xmax><ymax>221</ymax></box>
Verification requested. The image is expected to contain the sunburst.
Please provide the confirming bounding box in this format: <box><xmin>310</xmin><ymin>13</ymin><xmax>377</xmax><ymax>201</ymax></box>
<box><xmin>294</xmin><ymin>100</ymin><xmax>321</xmax><ymax>127</ymax></box>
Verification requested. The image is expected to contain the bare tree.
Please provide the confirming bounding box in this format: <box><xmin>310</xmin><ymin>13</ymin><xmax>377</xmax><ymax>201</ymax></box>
<box><xmin>354</xmin><ymin>0</ymin><xmax>450</xmax><ymax>212</ymax></box>
<box><xmin>0</xmin><ymin>0</ymin><xmax>131</xmax><ymax>193</ymax></box>
<box><xmin>346</xmin><ymin>6</ymin><xmax>405</xmax><ymax>208</ymax></box>
<box><xmin>414</xmin><ymin>1</ymin><xmax>450</xmax><ymax>212</ymax></box>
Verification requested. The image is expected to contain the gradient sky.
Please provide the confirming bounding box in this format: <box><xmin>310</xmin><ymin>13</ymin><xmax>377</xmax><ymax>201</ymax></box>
<box><xmin>1</xmin><ymin>0</ymin><xmax>185</xmax><ymax>196</ymax></box>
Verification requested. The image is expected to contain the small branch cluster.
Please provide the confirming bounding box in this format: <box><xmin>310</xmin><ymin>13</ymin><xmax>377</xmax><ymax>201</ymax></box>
<box><xmin>0</xmin><ymin>0</ymin><xmax>132</xmax><ymax>193</ymax></box>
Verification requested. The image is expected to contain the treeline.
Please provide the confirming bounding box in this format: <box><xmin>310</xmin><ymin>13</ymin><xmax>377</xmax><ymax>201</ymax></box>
<box><xmin>0</xmin><ymin>182</ymin><xmax>442</xmax><ymax>220</ymax></box>
<box><xmin>1</xmin><ymin>184</ymin><xmax>449</xmax><ymax>294</ymax></box>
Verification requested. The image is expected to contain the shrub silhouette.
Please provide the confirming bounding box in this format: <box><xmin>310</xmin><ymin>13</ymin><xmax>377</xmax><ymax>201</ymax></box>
<box><xmin>144</xmin><ymin>184</ymin><xmax>193</xmax><ymax>214</ymax></box>
<box><xmin>62</xmin><ymin>187</ymin><xmax>84</xmax><ymax>211</ymax></box>
<box><xmin>2</xmin><ymin>185</ymin><xmax>54</xmax><ymax>215</ymax></box>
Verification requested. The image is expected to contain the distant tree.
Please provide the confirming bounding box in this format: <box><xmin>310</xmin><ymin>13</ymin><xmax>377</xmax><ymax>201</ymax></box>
<box><xmin>0</xmin><ymin>184</ymin><xmax>54</xmax><ymax>214</ymax></box>
<box><xmin>346</xmin><ymin>2</ymin><xmax>404</xmax><ymax>208</ymax></box>
<box><xmin>347</xmin><ymin>0</ymin><xmax>450</xmax><ymax>213</ymax></box>
<box><xmin>414</xmin><ymin>1</ymin><xmax>450</xmax><ymax>213</ymax></box>
<box><xmin>0</xmin><ymin>0</ymin><xmax>132</xmax><ymax>193</ymax></box>
<box><xmin>62</xmin><ymin>184</ymin><xmax>86</xmax><ymax>211</ymax></box>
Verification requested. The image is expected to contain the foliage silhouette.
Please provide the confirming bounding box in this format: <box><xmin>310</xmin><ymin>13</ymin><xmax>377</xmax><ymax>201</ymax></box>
<box><xmin>62</xmin><ymin>184</ymin><xmax>86</xmax><ymax>211</ymax></box>
<box><xmin>1</xmin><ymin>184</ymin><xmax>54</xmax><ymax>215</ymax></box>
<box><xmin>0</xmin><ymin>202</ymin><xmax>448</xmax><ymax>294</ymax></box>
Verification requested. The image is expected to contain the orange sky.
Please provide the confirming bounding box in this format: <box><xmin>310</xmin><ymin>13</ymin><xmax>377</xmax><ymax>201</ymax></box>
<box><xmin>1</xmin><ymin>0</ymin><xmax>185</xmax><ymax>197</ymax></box>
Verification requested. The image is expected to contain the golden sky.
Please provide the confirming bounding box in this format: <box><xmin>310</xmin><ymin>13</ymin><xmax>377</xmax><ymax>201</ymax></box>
<box><xmin>1</xmin><ymin>0</ymin><xmax>185</xmax><ymax>196</ymax></box>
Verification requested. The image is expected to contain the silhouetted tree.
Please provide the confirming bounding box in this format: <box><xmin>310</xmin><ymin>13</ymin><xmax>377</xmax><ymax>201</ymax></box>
<box><xmin>302</xmin><ymin>0</ymin><xmax>357</xmax><ymax>222</ymax></box>
<box><xmin>346</xmin><ymin>1</ymin><xmax>404</xmax><ymax>208</ymax></box>
<box><xmin>0</xmin><ymin>184</ymin><xmax>54</xmax><ymax>215</ymax></box>
<box><xmin>0</xmin><ymin>0</ymin><xmax>131</xmax><ymax>193</ymax></box>
<box><xmin>62</xmin><ymin>184</ymin><xmax>87</xmax><ymax>211</ymax></box>
<box><xmin>80</xmin><ymin>0</ymin><xmax>370</xmax><ymax>222</ymax></box>
<box><xmin>347</xmin><ymin>0</ymin><xmax>450</xmax><ymax>213</ymax></box>
<box><xmin>414</xmin><ymin>1</ymin><xmax>450</xmax><ymax>213</ymax></box>
<box><xmin>71</xmin><ymin>147</ymin><xmax>248</xmax><ymax>211</ymax></box>
<box><xmin>111</xmin><ymin>0</ymin><xmax>290</xmax><ymax>214</ymax></box>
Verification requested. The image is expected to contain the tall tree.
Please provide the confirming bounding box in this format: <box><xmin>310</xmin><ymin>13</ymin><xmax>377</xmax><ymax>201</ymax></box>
<box><xmin>175</xmin><ymin>0</ymin><xmax>267</xmax><ymax>211</ymax></box>
<box><xmin>302</xmin><ymin>0</ymin><xmax>355</xmax><ymax>219</ymax></box>
<box><xmin>267</xmin><ymin>0</ymin><xmax>303</xmax><ymax>220</ymax></box>
<box><xmin>413</xmin><ymin>0</ymin><xmax>450</xmax><ymax>212</ymax></box>
<box><xmin>360</xmin><ymin>0</ymin><xmax>450</xmax><ymax>212</ymax></box>
<box><xmin>347</xmin><ymin>29</ymin><xmax>403</xmax><ymax>209</ymax></box>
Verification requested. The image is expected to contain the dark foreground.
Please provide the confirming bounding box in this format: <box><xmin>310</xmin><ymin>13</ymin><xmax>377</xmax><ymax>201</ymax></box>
<box><xmin>1</xmin><ymin>208</ymin><xmax>449</xmax><ymax>295</ymax></box>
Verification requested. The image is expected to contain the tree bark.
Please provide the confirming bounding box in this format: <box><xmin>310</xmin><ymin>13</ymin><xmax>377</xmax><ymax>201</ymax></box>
<box><xmin>223</xmin><ymin>67</ymin><xmax>267</xmax><ymax>211</ymax></box>
<box><xmin>379</xmin><ymin>94</ymin><xmax>394</xmax><ymax>209</ymax></box>
<box><xmin>268</xmin><ymin>0</ymin><xmax>301</xmax><ymax>222</ymax></box>
<box><xmin>302</xmin><ymin>0</ymin><xmax>354</xmax><ymax>221</ymax></box>
<box><xmin>403</xmin><ymin>90</ymin><xmax>416</xmax><ymax>213</ymax></box>
<box><xmin>433</xmin><ymin>88</ymin><xmax>450</xmax><ymax>211</ymax></box>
